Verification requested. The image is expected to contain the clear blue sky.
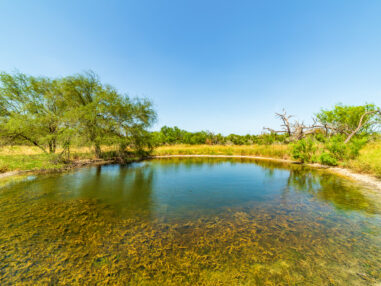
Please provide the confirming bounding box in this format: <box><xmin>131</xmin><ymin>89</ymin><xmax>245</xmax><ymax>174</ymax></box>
<box><xmin>1</xmin><ymin>1</ymin><xmax>381</xmax><ymax>134</ymax></box>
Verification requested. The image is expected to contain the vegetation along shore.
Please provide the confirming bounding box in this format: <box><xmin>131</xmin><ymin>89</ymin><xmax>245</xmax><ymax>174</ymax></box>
<box><xmin>1</xmin><ymin>71</ymin><xmax>381</xmax><ymax>186</ymax></box>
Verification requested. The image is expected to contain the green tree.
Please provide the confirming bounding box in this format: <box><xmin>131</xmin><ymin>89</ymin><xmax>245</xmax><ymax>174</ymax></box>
<box><xmin>62</xmin><ymin>71</ymin><xmax>156</xmax><ymax>158</ymax></box>
<box><xmin>0</xmin><ymin>72</ymin><xmax>67</xmax><ymax>153</ymax></box>
<box><xmin>315</xmin><ymin>104</ymin><xmax>381</xmax><ymax>142</ymax></box>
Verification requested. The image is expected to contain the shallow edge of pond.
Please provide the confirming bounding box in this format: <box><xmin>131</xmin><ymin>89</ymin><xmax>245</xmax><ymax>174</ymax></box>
<box><xmin>0</xmin><ymin>159</ymin><xmax>117</xmax><ymax>180</ymax></box>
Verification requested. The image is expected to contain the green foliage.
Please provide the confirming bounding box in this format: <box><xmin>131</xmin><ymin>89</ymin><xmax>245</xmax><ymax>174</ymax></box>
<box><xmin>323</xmin><ymin>135</ymin><xmax>367</xmax><ymax>162</ymax></box>
<box><xmin>0</xmin><ymin>72</ymin><xmax>67</xmax><ymax>153</ymax></box>
<box><xmin>318</xmin><ymin>153</ymin><xmax>338</xmax><ymax>166</ymax></box>
<box><xmin>347</xmin><ymin>137</ymin><xmax>368</xmax><ymax>158</ymax></box>
<box><xmin>0</xmin><ymin>71</ymin><xmax>156</xmax><ymax>158</ymax></box>
<box><xmin>316</xmin><ymin>103</ymin><xmax>380</xmax><ymax>137</ymax></box>
<box><xmin>151</xmin><ymin>126</ymin><xmax>288</xmax><ymax>146</ymax></box>
<box><xmin>291</xmin><ymin>138</ymin><xmax>317</xmax><ymax>163</ymax></box>
<box><xmin>314</xmin><ymin>133</ymin><xmax>327</xmax><ymax>143</ymax></box>
<box><xmin>325</xmin><ymin>135</ymin><xmax>348</xmax><ymax>160</ymax></box>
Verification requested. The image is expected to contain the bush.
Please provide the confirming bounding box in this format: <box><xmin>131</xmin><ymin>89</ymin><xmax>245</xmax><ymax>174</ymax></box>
<box><xmin>319</xmin><ymin>153</ymin><xmax>338</xmax><ymax>166</ymax></box>
<box><xmin>324</xmin><ymin>135</ymin><xmax>367</xmax><ymax>161</ymax></box>
<box><xmin>0</xmin><ymin>165</ymin><xmax>9</xmax><ymax>173</ymax></box>
<box><xmin>291</xmin><ymin>138</ymin><xmax>317</xmax><ymax>163</ymax></box>
<box><xmin>314</xmin><ymin>133</ymin><xmax>327</xmax><ymax>143</ymax></box>
<box><xmin>348</xmin><ymin>137</ymin><xmax>367</xmax><ymax>158</ymax></box>
<box><xmin>326</xmin><ymin>135</ymin><xmax>347</xmax><ymax>160</ymax></box>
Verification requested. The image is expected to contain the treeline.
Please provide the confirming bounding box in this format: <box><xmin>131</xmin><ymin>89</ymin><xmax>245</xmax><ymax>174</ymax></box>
<box><xmin>0</xmin><ymin>71</ymin><xmax>156</xmax><ymax>158</ymax></box>
<box><xmin>151</xmin><ymin>104</ymin><xmax>381</xmax><ymax>166</ymax></box>
<box><xmin>1</xmin><ymin>70</ymin><xmax>380</xmax><ymax>166</ymax></box>
<box><xmin>151</xmin><ymin>126</ymin><xmax>288</xmax><ymax>146</ymax></box>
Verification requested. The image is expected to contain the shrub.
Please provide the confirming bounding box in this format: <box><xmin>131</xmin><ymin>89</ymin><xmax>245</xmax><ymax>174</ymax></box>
<box><xmin>326</xmin><ymin>135</ymin><xmax>347</xmax><ymax>160</ymax></box>
<box><xmin>0</xmin><ymin>165</ymin><xmax>9</xmax><ymax>173</ymax></box>
<box><xmin>348</xmin><ymin>137</ymin><xmax>367</xmax><ymax>158</ymax></box>
<box><xmin>324</xmin><ymin>135</ymin><xmax>367</xmax><ymax>161</ymax></box>
<box><xmin>291</xmin><ymin>138</ymin><xmax>317</xmax><ymax>163</ymax></box>
<box><xmin>319</xmin><ymin>153</ymin><xmax>338</xmax><ymax>166</ymax></box>
<box><xmin>314</xmin><ymin>133</ymin><xmax>327</xmax><ymax>143</ymax></box>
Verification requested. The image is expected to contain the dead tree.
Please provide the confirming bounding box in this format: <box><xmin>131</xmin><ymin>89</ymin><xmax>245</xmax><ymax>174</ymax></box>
<box><xmin>263</xmin><ymin>110</ymin><xmax>308</xmax><ymax>141</ymax></box>
<box><xmin>275</xmin><ymin>110</ymin><xmax>293</xmax><ymax>136</ymax></box>
<box><xmin>265</xmin><ymin>108</ymin><xmax>381</xmax><ymax>144</ymax></box>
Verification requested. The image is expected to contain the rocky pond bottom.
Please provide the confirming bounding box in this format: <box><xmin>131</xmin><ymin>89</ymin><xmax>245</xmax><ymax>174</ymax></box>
<box><xmin>0</xmin><ymin>158</ymin><xmax>380</xmax><ymax>285</ymax></box>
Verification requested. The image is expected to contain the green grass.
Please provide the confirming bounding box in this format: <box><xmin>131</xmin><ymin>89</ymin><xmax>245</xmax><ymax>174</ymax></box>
<box><xmin>0</xmin><ymin>146</ymin><xmax>98</xmax><ymax>173</ymax></box>
<box><xmin>0</xmin><ymin>145</ymin><xmax>139</xmax><ymax>173</ymax></box>
<box><xmin>0</xmin><ymin>154</ymin><xmax>65</xmax><ymax>172</ymax></box>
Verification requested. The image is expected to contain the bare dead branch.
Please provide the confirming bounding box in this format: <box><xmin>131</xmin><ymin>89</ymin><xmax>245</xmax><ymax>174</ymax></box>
<box><xmin>344</xmin><ymin>109</ymin><xmax>381</xmax><ymax>143</ymax></box>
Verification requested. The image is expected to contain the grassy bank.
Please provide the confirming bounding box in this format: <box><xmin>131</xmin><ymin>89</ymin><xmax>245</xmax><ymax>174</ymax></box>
<box><xmin>345</xmin><ymin>141</ymin><xmax>381</xmax><ymax>178</ymax></box>
<box><xmin>153</xmin><ymin>143</ymin><xmax>381</xmax><ymax>179</ymax></box>
<box><xmin>0</xmin><ymin>146</ymin><xmax>117</xmax><ymax>173</ymax></box>
<box><xmin>153</xmin><ymin>144</ymin><xmax>291</xmax><ymax>159</ymax></box>
<box><xmin>1</xmin><ymin>142</ymin><xmax>381</xmax><ymax>179</ymax></box>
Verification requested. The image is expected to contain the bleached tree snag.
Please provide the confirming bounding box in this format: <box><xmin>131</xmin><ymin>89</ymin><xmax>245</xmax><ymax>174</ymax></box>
<box><xmin>344</xmin><ymin>109</ymin><xmax>381</xmax><ymax>144</ymax></box>
<box><xmin>275</xmin><ymin>110</ymin><xmax>293</xmax><ymax>136</ymax></box>
<box><xmin>263</xmin><ymin>127</ymin><xmax>286</xmax><ymax>134</ymax></box>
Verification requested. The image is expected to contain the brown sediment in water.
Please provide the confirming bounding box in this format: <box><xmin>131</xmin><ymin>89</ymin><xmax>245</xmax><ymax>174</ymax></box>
<box><xmin>1</xmin><ymin>195</ymin><xmax>380</xmax><ymax>285</ymax></box>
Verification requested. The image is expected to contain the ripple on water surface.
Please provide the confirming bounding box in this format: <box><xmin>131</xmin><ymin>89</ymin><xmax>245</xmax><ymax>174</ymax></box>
<box><xmin>0</xmin><ymin>158</ymin><xmax>380</xmax><ymax>285</ymax></box>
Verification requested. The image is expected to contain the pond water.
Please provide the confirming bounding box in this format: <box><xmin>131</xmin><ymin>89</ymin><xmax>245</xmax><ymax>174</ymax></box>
<box><xmin>0</xmin><ymin>158</ymin><xmax>380</xmax><ymax>285</ymax></box>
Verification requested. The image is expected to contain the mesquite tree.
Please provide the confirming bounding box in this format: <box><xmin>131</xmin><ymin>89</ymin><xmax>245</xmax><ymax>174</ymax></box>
<box><xmin>0</xmin><ymin>72</ymin><xmax>67</xmax><ymax>153</ymax></box>
<box><xmin>0</xmin><ymin>71</ymin><xmax>157</xmax><ymax>158</ymax></box>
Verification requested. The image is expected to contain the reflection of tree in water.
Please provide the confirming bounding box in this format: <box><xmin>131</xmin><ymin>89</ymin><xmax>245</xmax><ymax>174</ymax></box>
<box><xmin>123</xmin><ymin>166</ymin><xmax>155</xmax><ymax>217</ymax></box>
<box><xmin>155</xmin><ymin>158</ymin><xmax>227</xmax><ymax>173</ymax></box>
<box><xmin>63</xmin><ymin>164</ymin><xmax>156</xmax><ymax>218</ymax></box>
<box><xmin>156</xmin><ymin>157</ymin><xmax>293</xmax><ymax>173</ymax></box>
<box><xmin>286</xmin><ymin>168</ymin><xmax>377</xmax><ymax>214</ymax></box>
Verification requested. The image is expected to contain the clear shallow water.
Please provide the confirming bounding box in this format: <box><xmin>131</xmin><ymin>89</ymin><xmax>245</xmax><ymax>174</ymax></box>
<box><xmin>0</xmin><ymin>158</ymin><xmax>380</xmax><ymax>285</ymax></box>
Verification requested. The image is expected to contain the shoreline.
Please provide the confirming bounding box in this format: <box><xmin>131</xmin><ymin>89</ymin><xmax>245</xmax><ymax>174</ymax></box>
<box><xmin>0</xmin><ymin>158</ymin><xmax>116</xmax><ymax>180</ymax></box>
<box><xmin>151</xmin><ymin>155</ymin><xmax>381</xmax><ymax>191</ymax></box>
<box><xmin>1</xmin><ymin>154</ymin><xmax>381</xmax><ymax>191</ymax></box>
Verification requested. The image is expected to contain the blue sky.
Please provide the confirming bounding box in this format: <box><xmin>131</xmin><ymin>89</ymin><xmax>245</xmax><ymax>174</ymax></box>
<box><xmin>1</xmin><ymin>0</ymin><xmax>381</xmax><ymax>134</ymax></box>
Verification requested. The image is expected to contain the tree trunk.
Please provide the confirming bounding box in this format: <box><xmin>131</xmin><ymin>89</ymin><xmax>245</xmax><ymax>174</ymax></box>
<box><xmin>95</xmin><ymin>143</ymin><xmax>102</xmax><ymax>158</ymax></box>
<box><xmin>49</xmin><ymin>139</ymin><xmax>56</xmax><ymax>153</ymax></box>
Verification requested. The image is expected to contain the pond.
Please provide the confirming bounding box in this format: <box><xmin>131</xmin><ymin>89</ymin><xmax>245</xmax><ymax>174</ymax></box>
<box><xmin>0</xmin><ymin>158</ymin><xmax>380</xmax><ymax>285</ymax></box>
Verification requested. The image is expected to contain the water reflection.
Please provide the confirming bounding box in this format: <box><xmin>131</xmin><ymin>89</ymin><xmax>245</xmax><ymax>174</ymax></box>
<box><xmin>2</xmin><ymin>158</ymin><xmax>378</xmax><ymax>217</ymax></box>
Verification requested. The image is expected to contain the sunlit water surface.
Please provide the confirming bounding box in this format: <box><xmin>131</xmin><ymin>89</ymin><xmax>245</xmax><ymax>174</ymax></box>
<box><xmin>0</xmin><ymin>158</ymin><xmax>380</xmax><ymax>285</ymax></box>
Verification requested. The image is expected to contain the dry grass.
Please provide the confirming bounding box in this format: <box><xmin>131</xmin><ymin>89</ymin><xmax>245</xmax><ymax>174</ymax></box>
<box><xmin>0</xmin><ymin>145</ymin><xmax>101</xmax><ymax>172</ymax></box>
<box><xmin>1</xmin><ymin>142</ymin><xmax>381</xmax><ymax>179</ymax></box>
<box><xmin>153</xmin><ymin>144</ymin><xmax>291</xmax><ymax>159</ymax></box>
<box><xmin>346</xmin><ymin>141</ymin><xmax>381</xmax><ymax>178</ymax></box>
<box><xmin>0</xmin><ymin>145</ymin><xmax>119</xmax><ymax>156</ymax></box>
<box><xmin>154</xmin><ymin>143</ymin><xmax>381</xmax><ymax>179</ymax></box>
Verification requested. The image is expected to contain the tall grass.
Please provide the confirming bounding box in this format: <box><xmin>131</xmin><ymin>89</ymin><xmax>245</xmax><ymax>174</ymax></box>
<box><xmin>1</xmin><ymin>142</ymin><xmax>381</xmax><ymax>179</ymax></box>
<box><xmin>0</xmin><ymin>146</ymin><xmax>102</xmax><ymax>172</ymax></box>
<box><xmin>153</xmin><ymin>144</ymin><xmax>291</xmax><ymax>159</ymax></box>
<box><xmin>346</xmin><ymin>141</ymin><xmax>381</xmax><ymax>178</ymax></box>
<box><xmin>154</xmin><ymin>142</ymin><xmax>381</xmax><ymax>179</ymax></box>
